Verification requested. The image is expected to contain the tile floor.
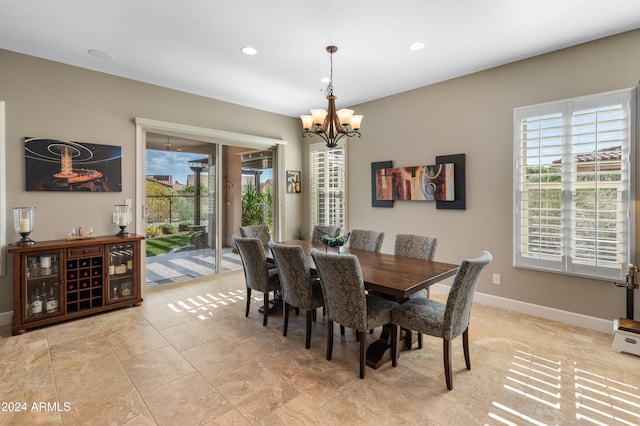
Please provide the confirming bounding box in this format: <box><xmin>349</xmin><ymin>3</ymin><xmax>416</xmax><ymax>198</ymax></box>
<box><xmin>1</xmin><ymin>270</ymin><xmax>639</xmax><ymax>425</ymax></box>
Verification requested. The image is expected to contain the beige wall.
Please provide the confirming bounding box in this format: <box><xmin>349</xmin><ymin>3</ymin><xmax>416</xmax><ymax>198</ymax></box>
<box><xmin>341</xmin><ymin>29</ymin><xmax>640</xmax><ymax>321</ymax></box>
<box><xmin>0</xmin><ymin>49</ymin><xmax>303</xmax><ymax>313</ymax></box>
<box><xmin>2</xmin><ymin>28</ymin><xmax>640</xmax><ymax>323</ymax></box>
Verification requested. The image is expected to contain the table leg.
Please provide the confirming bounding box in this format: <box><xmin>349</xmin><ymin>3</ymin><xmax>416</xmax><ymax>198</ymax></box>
<box><xmin>366</xmin><ymin>324</ymin><xmax>413</xmax><ymax>369</ymax></box>
<box><xmin>259</xmin><ymin>290</ymin><xmax>283</xmax><ymax>314</ymax></box>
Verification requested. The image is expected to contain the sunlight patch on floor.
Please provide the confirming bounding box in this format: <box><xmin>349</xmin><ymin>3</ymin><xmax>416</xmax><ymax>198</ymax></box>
<box><xmin>489</xmin><ymin>349</ymin><xmax>640</xmax><ymax>426</ymax></box>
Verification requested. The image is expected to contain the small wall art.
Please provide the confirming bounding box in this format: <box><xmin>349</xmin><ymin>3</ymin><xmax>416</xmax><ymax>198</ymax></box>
<box><xmin>371</xmin><ymin>161</ymin><xmax>393</xmax><ymax>208</ymax></box>
<box><xmin>436</xmin><ymin>153</ymin><xmax>465</xmax><ymax>210</ymax></box>
<box><xmin>25</xmin><ymin>137</ymin><xmax>122</xmax><ymax>192</ymax></box>
<box><xmin>286</xmin><ymin>170</ymin><xmax>301</xmax><ymax>193</ymax></box>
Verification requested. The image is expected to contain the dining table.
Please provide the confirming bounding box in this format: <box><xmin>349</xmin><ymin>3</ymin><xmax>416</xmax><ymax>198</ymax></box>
<box><xmin>267</xmin><ymin>240</ymin><xmax>459</xmax><ymax>369</ymax></box>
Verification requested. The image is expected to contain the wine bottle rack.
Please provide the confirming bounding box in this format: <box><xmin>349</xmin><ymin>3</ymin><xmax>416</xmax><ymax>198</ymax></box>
<box><xmin>8</xmin><ymin>235</ymin><xmax>144</xmax><ymax>335</ymax></box>
<box><xmin>65</xmin><ymin>247</ymin><xmax>104</xmax><ymax>313</ymax></box>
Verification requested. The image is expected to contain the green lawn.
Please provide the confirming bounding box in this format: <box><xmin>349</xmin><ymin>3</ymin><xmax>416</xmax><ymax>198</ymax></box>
<box><xmin>146</xmin><ymin>234</ymin><xmax>191</xmax><ymax>257</ymax></box>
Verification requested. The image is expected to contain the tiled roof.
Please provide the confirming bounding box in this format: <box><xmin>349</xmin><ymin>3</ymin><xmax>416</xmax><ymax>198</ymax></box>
<box><xmin>553</xmin><ymin>145</ymin><xmax>621</xmax><ymax>164</ymax></box>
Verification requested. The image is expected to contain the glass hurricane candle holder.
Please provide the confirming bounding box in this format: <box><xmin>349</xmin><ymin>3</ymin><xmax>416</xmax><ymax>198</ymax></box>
<box><xmin>114</xmin><ymin>204</ymin><xmax>131</xmax><ymax>237</ymax></box>
<box><xmin>13</xmin><ymin>207</ymin><xmax>36</xmax><ymax>246</ymax></box>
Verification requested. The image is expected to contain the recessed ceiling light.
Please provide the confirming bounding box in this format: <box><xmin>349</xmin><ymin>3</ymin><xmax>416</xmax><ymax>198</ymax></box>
<box><xmin>409</xmin><ymin>42</ymin><xmax>425</xmax><ymax>51</ymax></box>
<box><xmin>241</xmin><ymin>46</ymin><xmax>257</xmax><ymax>55</ymax></box>
<box><xmin>87</xmin><ymin>49</ymin><xmax>114</xmax><ymax>60</ymax></box>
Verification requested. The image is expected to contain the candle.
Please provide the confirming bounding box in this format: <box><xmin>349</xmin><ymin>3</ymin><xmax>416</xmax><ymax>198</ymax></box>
<box><xmin>19</xmin><ymin>218</ymin><xmax>30</xmax><ymax>232</ymax></box>
<box><xmin>118</xmin><ymin>213</ymin><xmax>127</xmax><ymax>226</ymax></box>
<box><xmin>40</xmin><ymin>256</ymin><xmax>51</xmax><ymax>268</ymax></box>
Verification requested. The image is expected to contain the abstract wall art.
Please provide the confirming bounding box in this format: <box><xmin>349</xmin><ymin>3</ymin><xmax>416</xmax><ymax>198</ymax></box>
<box><xmin>375</xmin><ymin>163</ymin><xmax>454</xmax><ymax>201</ymax></box>
<box><xmin>371</xmin><ymin>153</ymin><xmax>465</xmax><ymax>209</ymax></box>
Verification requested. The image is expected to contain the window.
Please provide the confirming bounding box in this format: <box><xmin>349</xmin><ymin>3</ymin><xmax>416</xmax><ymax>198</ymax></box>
<box><xmin>514</xmin><ymin>88</ymin><xmax>635</xmax><ymax>281</ymax></box>
<box><xmin>309</xmin><ymin>141</ymin><xmax>347</xmax><ymax>234</ymax></box>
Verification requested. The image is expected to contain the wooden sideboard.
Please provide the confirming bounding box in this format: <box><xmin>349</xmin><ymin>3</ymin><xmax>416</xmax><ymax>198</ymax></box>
<box><xmin>8</xmin><ymin>234</ymin><xmax>144</xmax><ymax>335</ymax></box>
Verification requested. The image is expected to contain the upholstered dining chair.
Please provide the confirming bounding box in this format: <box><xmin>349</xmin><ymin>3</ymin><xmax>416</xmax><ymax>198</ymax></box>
<box><xmin>239</xmin><ymin>225</ymin><xmax>271</xmax><ymax>247</ymax></box>
<box><xmin>311</xmin><ymin>225</ymin><xmax>341</xmax><ymax>243</ymax></box>
<box><xmin>394</xmin><ymin>233</ymin><xmax>437</xmax><ymax>261</ymax></box>
<box><xmin>268</xmin><ymin>241</ymin><xmax>324</xmax><ymax>349</ymax></box>
<box><xmin>349</xmin><ymin>229</ymin><xmax>385</xmax><ymax>253</ymax></box>
<box><xmin>390</xmin><ymin>250</ymin><xmax>492</xmax><ymax>390</ymax></box>
<box><xmin>394</xmin><ymin>233</ymin><xmax>438</xmax><ymax>348</ymax></box>
<box><xmin>240</xmin><ymin>224</ymin><xmax>276</xmax><ymax>270</ymax></box>
<box><xmin>233</xmin><ymin>235</ymin><xmax>281</xmax><ymax>326</ymax></box>
<box><xmin>310</xmin><ymin>249</ymin><xmax>399</xmax><ymax>379</ymax></box>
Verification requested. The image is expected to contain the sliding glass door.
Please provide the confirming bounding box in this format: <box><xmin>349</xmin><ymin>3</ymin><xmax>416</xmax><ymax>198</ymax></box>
<box><xmin>144</xmin><ymin>134</ymin><xmax>219</xmax><ymax>286</ymax></box>
<box><xmin>141</xmin><ymin>131</ymin><xmax>277</xmax><ymax>288</ymax></box>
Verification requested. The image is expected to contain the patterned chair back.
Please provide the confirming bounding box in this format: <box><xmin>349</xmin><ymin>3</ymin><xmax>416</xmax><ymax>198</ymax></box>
<box><xmin>443</xmin><ymin>250</ymin><xmax>493</xmax><ymax>339</ymax></box>
<box><xmin>239</xmin><ymin>225</ymin><xmax>270</xmax><ymax>247</ymax></box>
<box><xmin>348</xmin><ymin>229</ymin><xmax>385</xmax><ymax>253</ymax></box>
<box><xmin>394</xmin><ymin>234</ymin><xmax>437</xmax><ymax>260</ymax></box>
<box><xmin>268</xmin><ymin>242</ymin><xmax>318</xmax><ymax>310</ymax></box>
<box><xmin>233</xmin><ymin>235</ymin><xmax>271</xmax><ymax>292</ymax></box>
<box><xmin>311</xmin><ymin>249</ymin><xmax>367</xmax><ymax>331</ymax></box>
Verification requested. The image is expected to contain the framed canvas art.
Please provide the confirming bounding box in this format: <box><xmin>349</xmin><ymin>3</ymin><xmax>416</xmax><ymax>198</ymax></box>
<box><xmin>25</xmin><ymin>137</ymin><xmax>122</xmax><ymax>192</ymax></box>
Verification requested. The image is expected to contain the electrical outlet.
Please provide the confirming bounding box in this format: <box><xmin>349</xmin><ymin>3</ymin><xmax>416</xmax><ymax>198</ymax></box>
<box><xmin>492</xmin><ymin>273</ymin><xmax>501</xmax><ymax>285</ymax></box>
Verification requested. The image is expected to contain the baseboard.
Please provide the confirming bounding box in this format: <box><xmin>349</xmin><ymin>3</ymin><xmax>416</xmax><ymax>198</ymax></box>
<box><xmin>430</xmin><ymin>284</ymin><xmax>614</xmax><ymax>334</ymax></box>
<box><xmin>1</xmin><ymin>287</ymin><xmax>615</xmax><ymax>334</ymax></box>
<box><xmin>0</xmin><ymin>310</ymin><xmax>12</xmax><ymax>327</ymax></box>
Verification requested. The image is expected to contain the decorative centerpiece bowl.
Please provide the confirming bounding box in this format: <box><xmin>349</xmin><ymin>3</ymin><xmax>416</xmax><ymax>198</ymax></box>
<box><xmin>321</xmin><ymin>232</ymin><xmax>350</xmax><ymax>253</ymax></box>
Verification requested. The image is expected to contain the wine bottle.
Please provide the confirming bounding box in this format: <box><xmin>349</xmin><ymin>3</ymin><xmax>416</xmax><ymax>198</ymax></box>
<box><xmin>46</xmin><ymin>285</ymin><xmax>59</xmax><ymax>313</ymax></box>
<box><xmin>126</xmin><ymin>246</ymin><xmax>133</xmax><ymax>270</ymax></box>
<box><xmin>31</xmin><ymin>290</ymin><xmax>42</xmax><ymax>315</ymax></box>
<box><xmin>121</xmin><ymin>282</ymin><xmax>131</xmax><ymax>297</ymax></box>
<box><xmin>41</xmin><ymin>282</ymin><xmax>48</xmax><ymax>314</ymax></box>
<box><xmin>27</xmin><ymin>291</ymin><xmax>34</xmax><ymax>317</ymax></box>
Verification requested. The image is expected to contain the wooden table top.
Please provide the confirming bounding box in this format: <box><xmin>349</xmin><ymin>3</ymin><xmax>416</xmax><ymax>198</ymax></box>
<box><xmin>269</xmin><ymin>240</ymin><xmax>459</xmax><ymax>300</ymax></box>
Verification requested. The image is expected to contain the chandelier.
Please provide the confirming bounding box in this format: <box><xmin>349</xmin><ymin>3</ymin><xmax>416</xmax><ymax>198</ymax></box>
<box><xmin>301</xmin><ymin>46</ymin><xmax>363</xmax><ymax>149</ymax></box>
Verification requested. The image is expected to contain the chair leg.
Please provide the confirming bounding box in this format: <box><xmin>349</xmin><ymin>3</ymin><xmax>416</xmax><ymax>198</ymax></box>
<box><xmin>359</xmin><ymin>330</ymin><xmax>366</xmax><ymax>379</ymax></box>
<box><xmin>463</xmin><ymin>327</ymin><xmax>470</xmax><ymax>370</ymax></box>
<box><xmin>263</xmin><ymin>292</ymin><xmax>269</xmax><ymax>326</ymax></box>
<box><xmin>283</xmin><ymin>303</ymin><xmax>289</xmax><ymax>336</ymax></box>
<box><xmin>443</xmin><ymin>338</ymin><xmax>453</xmax><ymax>390</ymax></box>
<box><xmin>418</xmin><ymin>333</ymin><xmax>423</xmax><ymax>349</ymax></box>
<box><xmin>305</xmin><ymin>310</ymin><xmax>312</xmax><ymax>349</ymax></box>
<box><xmin>391</xmin><ymin>324</ymin><xmax>399</xmax><ymax>367</ymax></box>
<box><xmin>245</xmin><ymin>288</ymin><xmax>251</xmax><ymax>317</ymax></box>
<box><xmin>312</xmin><ymin>309</ymin><xmax>317</xmax><ymax>322</ymax></box>
<box><xmin>326</xmin><ymin>320</ymin><xmax>334</xmax><ymax>360</ymax></box>
<box><xmin>340</xmin><ymin>325</ymin><xmax>345</xmax><ymax>336</ymax></box>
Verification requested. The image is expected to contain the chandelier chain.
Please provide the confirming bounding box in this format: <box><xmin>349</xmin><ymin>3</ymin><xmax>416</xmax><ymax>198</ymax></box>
<box><xmin>325</xmin><ymin>49</ymin><xmax>334</xmax><ymax>97</ymax></box>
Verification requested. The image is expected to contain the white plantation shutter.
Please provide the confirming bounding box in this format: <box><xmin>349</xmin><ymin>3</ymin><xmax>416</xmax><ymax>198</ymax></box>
<box><xmin>310</xmin><ymin>142</ymin><xmax>347</xmax><ymax>234</ymax></box>
<box><xmin>514</xmin><ymin>88</ymin><xmax>635</xmax><ymax>281</ymax></box>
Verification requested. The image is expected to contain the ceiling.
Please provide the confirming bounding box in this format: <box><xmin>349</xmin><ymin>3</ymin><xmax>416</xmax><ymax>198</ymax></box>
<box><xmin>2</xmin><ymin>1</ymin><xmax>640</xmax><ymax>118</ymax></box>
